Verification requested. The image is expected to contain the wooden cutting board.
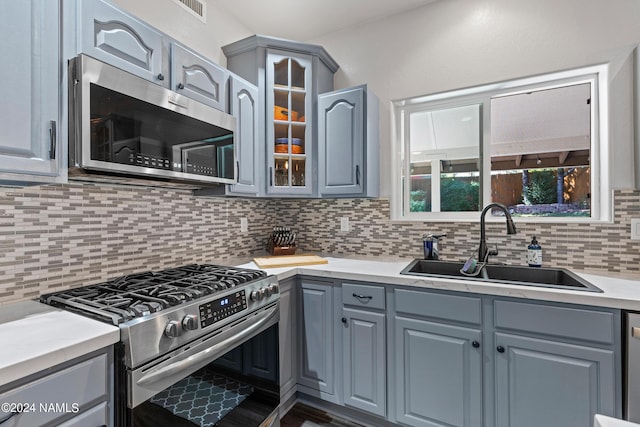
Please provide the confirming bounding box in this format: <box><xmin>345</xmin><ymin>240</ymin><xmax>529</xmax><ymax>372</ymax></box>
<box><xmin>253</xmin><ymin>254</ymin><xmax>328</xmax><ymax>269</ymax></box>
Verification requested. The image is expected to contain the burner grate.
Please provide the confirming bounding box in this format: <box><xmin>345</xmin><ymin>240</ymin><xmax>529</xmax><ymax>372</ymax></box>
<box><xmin>40</xmin><ymin>264</ymin><xmax>267</xmax><ymax>325</ymax></box>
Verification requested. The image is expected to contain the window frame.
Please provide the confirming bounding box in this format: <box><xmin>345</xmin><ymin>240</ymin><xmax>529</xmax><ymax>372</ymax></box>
<box><xmin>391</xmin><ymin>64</ymin><xmax>610</xmax><ymax>223</ymax></box>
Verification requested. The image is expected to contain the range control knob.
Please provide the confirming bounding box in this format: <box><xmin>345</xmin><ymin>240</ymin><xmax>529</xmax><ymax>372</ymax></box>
<box><xmin>250</xmin><ymin>289</ymin><xmax>264</xmax><ymax>301</ymax></box>
<box><xmin>182</xmin><ymin>314</ymin><xmax>199</xmax><ymax>331</ymax></box>
<box><xmin>268</xmin><ymin>283</ymin><xmax>279</xmax><ymax>295</ymax></box>
<box><xmin>263</xmin><ymin>286</ymin><xmax>272</xmax><ymax>297</ymax></box>
<box><xmin>165</xmin><ymin>320</ymin><xmax>182</xmax><ymax>338</ymax></box>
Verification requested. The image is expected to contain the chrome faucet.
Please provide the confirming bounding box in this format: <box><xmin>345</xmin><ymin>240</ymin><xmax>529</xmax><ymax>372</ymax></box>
<box><xmin>478</xmin><ymin>203</ymin><xmax>517</xmax><ymax>263</ymax></box>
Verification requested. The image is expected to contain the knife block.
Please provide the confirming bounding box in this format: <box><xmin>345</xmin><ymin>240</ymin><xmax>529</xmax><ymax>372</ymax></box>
<box><xmin>267</xmin><ymin>237</ymin><xmax>296</xmax><ymax>256</ymax></box>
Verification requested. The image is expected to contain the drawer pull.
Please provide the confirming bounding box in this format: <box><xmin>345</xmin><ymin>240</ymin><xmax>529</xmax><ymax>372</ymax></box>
<box><xmin>632</xmin><ymin>327</ymin><xmax>640</xmax><ymax>339</ymax></box>
<box><xmin>353</xmin><ymin>293</ymin><xmax>372</xmax><ymax>302</ymax></box>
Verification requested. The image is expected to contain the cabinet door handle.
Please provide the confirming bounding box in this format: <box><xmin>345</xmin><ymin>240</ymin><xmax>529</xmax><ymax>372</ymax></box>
<box><xmin>177</xmin><ymin>82</ymin><xmax>184</xmax><ymax>90</ymax></box>
<box><xmin>472</xmin><ymin>340</ymin><xmax>480</xmax><ymax>348</ymax></box>
<box><xmin>352</xmin><ymin>293</ymin><xmax>372</xmax><ymax>302</ymax></box>
<box><xmin>341</xmin><ymin>317</ymin><xmax>347</xmax><ymax>324</ymax></box>
<box><xmin>269</xmin><ymin>167</ymin><xmax>273</xmax><ymax>186</ymax></box>
<box><xmin>49</xmin><ymin>120</ymin><xmax>57</xmax><ymax>160</ymax></box>
<box><xmin>356</xmin><ymin>165</ymin><xmax>360</xmax><ymax>185</ymax></box>
<box><xmin>157</xmin><ymin>73</ymin><xmax>165</xmax><ymax>81</ymax></box>
<box><xmin>496</xmin><ymin>345</ymin><xmax>505</xmax><ymax>353</ymax></box>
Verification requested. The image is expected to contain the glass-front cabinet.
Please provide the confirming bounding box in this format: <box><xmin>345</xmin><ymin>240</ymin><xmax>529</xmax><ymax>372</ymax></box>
<box><xmin>267</xmin><ymin>51</ymin><xmax>313</xmax><ymax>195</ymax></box>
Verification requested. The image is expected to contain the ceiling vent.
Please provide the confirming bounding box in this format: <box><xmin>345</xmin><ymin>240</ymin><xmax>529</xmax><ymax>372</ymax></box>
<box><xmin>173</xmin><ymin>0</ymin><xmax>206</xmax><ymax>23</ymax></box>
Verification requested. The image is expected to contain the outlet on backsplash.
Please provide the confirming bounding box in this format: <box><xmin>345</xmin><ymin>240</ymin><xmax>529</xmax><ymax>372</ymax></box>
<box><xmin>240</xmin><ymin>217</ymin><xmax>248</xmax><ymax>233</ymax></box>
<box><xmin>340</xmin><ymin>217</ymin><xmax>350</xmax><ymax>232</ymax></box>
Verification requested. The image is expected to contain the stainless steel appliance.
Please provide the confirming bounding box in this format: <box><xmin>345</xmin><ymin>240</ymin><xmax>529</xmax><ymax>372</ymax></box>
<box><xmin>41</xmin><ymin>264</ymin><xmax>280</xmax><ymax>427</ymax></box>
<box><xmin>69</xmin><ymin>54</ymin><xmax>237</xmax><ymax>186</ymax></box>
<box><xmin>626</xmin><ymin>312</ymin><xmax>640</xmax><ymax>422</ymax></box>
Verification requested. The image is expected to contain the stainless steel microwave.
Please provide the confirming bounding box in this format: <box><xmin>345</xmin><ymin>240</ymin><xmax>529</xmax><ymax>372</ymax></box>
<box><xmin>69</xmin><ymin>54</ymin><xmax>236</xmax><ymax>185</ymax></box>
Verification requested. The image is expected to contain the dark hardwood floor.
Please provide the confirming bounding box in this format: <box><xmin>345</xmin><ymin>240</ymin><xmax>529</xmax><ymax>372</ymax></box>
<box><xmin>281</xmin><ymin>403</ymin><xmax>365</xmax><ymax>427</ymax></box>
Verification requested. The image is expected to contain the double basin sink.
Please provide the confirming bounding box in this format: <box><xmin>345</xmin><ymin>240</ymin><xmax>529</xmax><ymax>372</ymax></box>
<box><xmin>400</xmin><ymin>259</ymin><xmax>602</xmax><ymax>293</ymax></box>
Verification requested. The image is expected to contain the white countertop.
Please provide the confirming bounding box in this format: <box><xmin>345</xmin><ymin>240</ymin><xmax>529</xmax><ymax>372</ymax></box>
<box><xmin>0</xmin><ymin>300</ymin><xmax>120</xmax><ymax>388</ymax></box>
<box><xmin>1</xmin><ymin>256</ymin><xmax>639</xmax><ymax>391</ymax></box>
<box><xmin>239</xmin><ymin>256</ymin><xmax>640</xmax><ymax>311</ymax></box>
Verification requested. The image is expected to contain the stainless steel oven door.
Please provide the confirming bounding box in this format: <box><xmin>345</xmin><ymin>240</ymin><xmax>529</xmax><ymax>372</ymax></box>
<box><xmin>129</xmin><ymin>302</ymin><xmax>278</xmax><ymax>409</ymax></box>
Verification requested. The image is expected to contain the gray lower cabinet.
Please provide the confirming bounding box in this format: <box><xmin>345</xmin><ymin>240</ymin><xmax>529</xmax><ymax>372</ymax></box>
<box><xmin>341</xmin><ymin>282</ymin><xmax>386</xmax><ymax>417</ymax></box>
<box><xmin>318</xmin><ymin>85</ymin><xmax>379</xmax><ymax>198</ymax></box>
<box><xmin>0</xmin><ymin>0</ymin><xmax>63</xmax><ymax>184</ymax></box>
<box><xmin>392</xmin><ymin>288</ymin><xmax>620</xmax><ymax>427</ymax></box>
<box><xmin>298</xmin><ymin>280</ymin><xmax>341</xmax><ymax>403</ymax></box>
<box><xmin>279</xmin><ymin>278</ymin><xmax>298</xmax><ymax>401</ymax></box>
<box><xmin>494</xmin><ymin>333</ymin><xmax>615</xmax><ymax>427</ymax></box>
<box><xmin>394</xmin><ymin>318</ymin><xmax>483</xmax><ymax>427</ymax></box>
<box><xmin>342</xmin><ymin>308</ymin><xmax>386</xmax><ymax>417</ymax></box>
<box><xmin>492</xmin><ymin>299</ymin><xmax>619</xmax><ymax>427</ymax></box>
<box><xmin>0</xmin><ymin>348</ymin><xmax>112</xmax><ymax>427</ymax></box>
<box><xmin>394</xmin><ymin>288</ymin><xmax>483</xmax><ymax>427</ymax></box>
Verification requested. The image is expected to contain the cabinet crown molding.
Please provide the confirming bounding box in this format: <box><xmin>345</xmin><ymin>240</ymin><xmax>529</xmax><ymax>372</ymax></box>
<box><xmin>222</xmin><ymin>34</ymin><xmax>340</xmax><ymax>73</ymax></box>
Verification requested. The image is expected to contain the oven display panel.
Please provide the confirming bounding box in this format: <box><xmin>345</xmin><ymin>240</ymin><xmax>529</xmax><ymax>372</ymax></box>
<box><xmin>199</xmin><ymin>290</ymin><xmax>247</xmax><ymax>328</ymax></box>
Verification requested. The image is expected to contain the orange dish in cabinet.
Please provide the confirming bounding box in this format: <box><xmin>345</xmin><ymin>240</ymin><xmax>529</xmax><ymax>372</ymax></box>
<box><xmin>274</xmin><ymin>106</ymin><xmax>298</xmax><ymax>121</ymax></box>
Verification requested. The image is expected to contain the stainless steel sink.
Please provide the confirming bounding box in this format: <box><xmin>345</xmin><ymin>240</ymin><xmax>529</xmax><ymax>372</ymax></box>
<box><xmin>400</xmin><ymin>259</ymin><xmax>603</xmax><ymax>292</ymax></box>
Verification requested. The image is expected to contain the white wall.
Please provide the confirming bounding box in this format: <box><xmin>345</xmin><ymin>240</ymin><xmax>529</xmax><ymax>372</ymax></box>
<box><xmin>309</xmin><ymin>0</ymin><xmax>640</xmax><ymax>196</ymax></box>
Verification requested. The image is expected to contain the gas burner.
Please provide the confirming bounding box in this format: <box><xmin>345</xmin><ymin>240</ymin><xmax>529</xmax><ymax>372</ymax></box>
<box><xmin>40</xmin><ymin>264</ymin><xmax>268</xmax><ymax>325</ymax></box>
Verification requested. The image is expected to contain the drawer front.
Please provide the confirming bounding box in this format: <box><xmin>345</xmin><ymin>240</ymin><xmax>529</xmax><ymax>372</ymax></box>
<box><xmin>395</xmin><ymin>288</ymin><xmax>482</xmax><ymax>325</ymax></box>
<box><xmin>342</xmin><ymin>283</ymin><xmax>385</xmax><ymax>310</ymax></box>
<box><xmin>0</xmin><ymin>353</ymin><xmax>108</xmax><ymax>427</ymax></box>
<box><xmin>57</xmin><ymin>402</ymin><xmax>108</xmax><ymax>427</ymax></box>
<box><xmin>494</xmin><ymin>300</ymin><xmax>615</xmax><ymax>345</ymax></box>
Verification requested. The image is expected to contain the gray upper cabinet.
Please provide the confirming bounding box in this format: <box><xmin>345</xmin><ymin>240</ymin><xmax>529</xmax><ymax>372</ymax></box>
<box><xmin>223</xmin><ymin>35</ymin><xmax>339</xmax><ymax>198</ymax></box>
<box><xmin>227</xmin><ymin>74</ymin><xmax>261</xmax><ymax>196</ymax></box>
<box><xmin>80</xmin><ymin>0</ymin><xmax>165</xmax><ymax>84</ymax></box>
<box><xmin>170</xmin><ymin>42</ymin><xmax>228</xmax><ymax>111</ymax></box>
<box><xmin>0</xmin><ymin>0</ymin><xmax>63</xmax><ymax>184</ymax></box>
<box><xmin>318</xmin><ymin>85</ymin><xmax>379</xmax><ymax>197</ymax></box>
<box><xmin>78</xmin><ymin>0</ymin><xmax>230</xmax><ymax>112</ymax></box>
<box><xmin>266</xmin><ymin>50</ymin><xmax>314</xmax><ymax>196</ymax></box>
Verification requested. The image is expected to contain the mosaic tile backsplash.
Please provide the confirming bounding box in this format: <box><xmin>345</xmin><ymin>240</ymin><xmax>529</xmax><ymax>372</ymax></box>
<box><xmin>0</xmin><ymin>184</ymin><xmax>638</xmax><ymax>304</ymax></box>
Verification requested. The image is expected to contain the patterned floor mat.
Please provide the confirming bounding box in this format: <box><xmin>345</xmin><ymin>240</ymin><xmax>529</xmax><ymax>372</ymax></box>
<box><xmin>149</xmin><ymin>369</ymin><xmax>253</xmax><ymax>426</ymax></box>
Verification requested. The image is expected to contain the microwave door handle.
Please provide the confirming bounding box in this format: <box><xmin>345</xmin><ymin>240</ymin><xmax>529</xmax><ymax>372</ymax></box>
<box><xmin>136</xmin><ymin>305</ymin><xmax>278</xmax><ymax>387</ymax></box>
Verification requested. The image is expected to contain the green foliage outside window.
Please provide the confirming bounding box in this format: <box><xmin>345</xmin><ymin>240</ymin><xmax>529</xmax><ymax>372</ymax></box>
<box><xmin>523</xmin><ymin>170</ymin><xmax>557</xmax><ymax>205</ymax></box>
<box><xmin>441</xmin><ymin>178</ymin><xmax>479</xmax><ymax>211</ymax></box>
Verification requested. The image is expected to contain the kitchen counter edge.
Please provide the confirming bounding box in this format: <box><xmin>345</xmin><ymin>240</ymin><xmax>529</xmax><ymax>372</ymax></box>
<box><xmin>240</xmin><ymin>257</ymin><xmax>640</xmax><ymax>311</ymax></box>
<box><xmin>0</xmin><ymin>300</ymin><xmax>120</xmax><ymax>389</ymax></box>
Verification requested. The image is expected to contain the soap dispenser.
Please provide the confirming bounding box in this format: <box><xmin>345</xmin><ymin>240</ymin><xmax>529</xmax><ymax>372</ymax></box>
<box><xmin>527</xmin><ymin>236</ymin><xmax>542</xmax><ymax>267</ymax></box>
<box><xmin>423</xmin><ymin>233</ymin><xmax>446</xmax><ymax>260</ymax></box>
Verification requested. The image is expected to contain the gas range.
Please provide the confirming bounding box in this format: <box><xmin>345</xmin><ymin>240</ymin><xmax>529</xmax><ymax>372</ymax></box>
<box><xmin>40</xmin><ymin>264</ymin><xmax>279</xmax><ymax>371</ymax></box>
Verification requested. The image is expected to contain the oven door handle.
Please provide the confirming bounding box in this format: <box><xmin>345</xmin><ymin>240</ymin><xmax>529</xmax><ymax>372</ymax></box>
<box><xmin>136</xmin><ymin>306</ymin><xmax>278</xmax><ymax>387</ymax></box>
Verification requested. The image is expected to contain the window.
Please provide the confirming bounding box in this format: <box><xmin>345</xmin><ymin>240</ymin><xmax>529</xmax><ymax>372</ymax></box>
<box><xmin>392</xmin><ymin>64</ymin><xmax>609</xmax><ymax>222</ymax></box>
